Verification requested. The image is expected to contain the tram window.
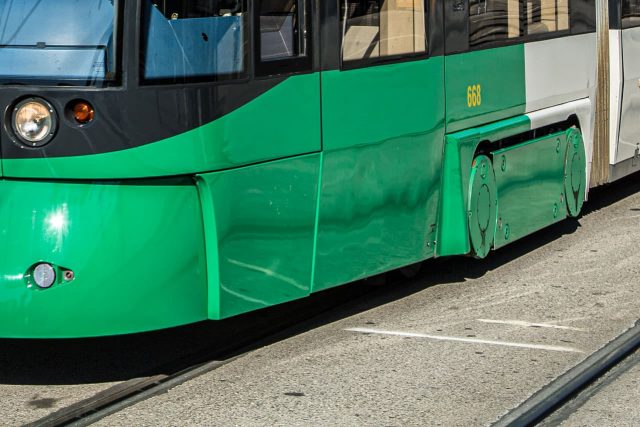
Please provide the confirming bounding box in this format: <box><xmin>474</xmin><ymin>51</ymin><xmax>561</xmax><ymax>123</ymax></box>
<box><xmin>524</xmin><ymin>0</ymin><xmax>569</xmax><ymax>35</ymax></box>
<box><xmin>258</xmin><ymin>0</ymin><xmax>304</xmax><ymax>60</ymax></box>
<box><xmin>623</xmin><ymin>0</ymin><xmax>640</xmax><ymax>28</ymax></box>
<box><xmin>340</xmin><ymin>0</ymin><xmax>426</xmax><ymax>63</ymax></box>
<box><xmin>254</xmin><ymin>0</ymin><xmax>311</xmax><ymax>76</ymax></box>
<box><xmin>141</xmin><ymin>0</ymin><xmax>247</xmax><ymax>83</ymax></box>
<box><xmin>469</xmin><ymin>0</ymin><xmax>520</xmax><ymax>47</ymax></box>
<box><xmin>570</xmin><ymin>0</ymin><xmax>596</xmax><ymax>34</ymax></box>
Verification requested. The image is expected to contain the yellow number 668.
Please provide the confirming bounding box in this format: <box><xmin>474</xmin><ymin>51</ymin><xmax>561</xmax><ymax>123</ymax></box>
<box><xmin>467</xmin><ymin>84</ymin><xmax>482</xmax><ymax>108</ymax></box>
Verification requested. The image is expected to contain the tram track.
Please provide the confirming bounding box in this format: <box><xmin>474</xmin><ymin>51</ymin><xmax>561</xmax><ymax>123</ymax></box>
<box><xmin>493</xmin><ymin>320</ymin><xmax>640</xmax><ymax>427</ymax></box>
<box><xmin>22</xmin><ymin>272</ymin><xmax>414</xmax><ymax>427</ymax></box>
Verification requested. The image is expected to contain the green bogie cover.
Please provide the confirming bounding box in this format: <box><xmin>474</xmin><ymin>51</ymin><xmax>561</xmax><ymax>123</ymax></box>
<box><xmin>468</xmin><ymin>155</ymin><xmax>497</xmax><ymax>259</ymax></box>
<box><xmin>564</xmin><ymin>128</ymin><xmax>586</xmax><ymax>217</ymax></box>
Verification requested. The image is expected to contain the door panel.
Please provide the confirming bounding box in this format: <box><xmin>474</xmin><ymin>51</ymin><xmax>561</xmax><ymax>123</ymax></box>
<box><xmin>618</xmin><ymin>26</ymin><xmax>640</xmax><ymax>162</ymax></box>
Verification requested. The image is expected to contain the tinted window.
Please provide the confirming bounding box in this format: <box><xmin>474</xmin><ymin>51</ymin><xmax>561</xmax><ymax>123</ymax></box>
<box><xmin>255</xmin><ymin>0</ymin><xmax>311</xmax><ymax>76</ymax></box>
<box><xmin>341</xmin><ymin>0</ymin><xmax>426</xmax><ymax>63</ymax></box>
<box><xmin>570</xmin><ymin>0</ymin><xmax>596</xmax><ymax>33</ymax></box>
<box><xmin>623</xmin><ymin>0</ymin><xmax>640</xmax><ymax>28</ymax></box>
<box><xmin>259</xmin><ymin>0</ymin><xmax>305</xmax><ymax>60</ymax></box>
<box><xmin>524</xmin><ymin>0</ymin><xmax>569</xmax><ymax>35</ymax></box>
<box><xmin>469</xmin><ymin>0</ymin><xmax>520</xmax><ymax>47</ymax></box>
<box><xmin>141</xmin><ymin>0</ymin><xmax>247</xmax><ymax>83</ymax></box>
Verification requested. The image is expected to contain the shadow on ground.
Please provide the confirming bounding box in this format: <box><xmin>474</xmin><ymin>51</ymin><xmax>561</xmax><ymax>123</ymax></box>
<box><xmin>1</xmin><ymin>172</ymin><xmax>639</xmax><ymax>386</ymax></box>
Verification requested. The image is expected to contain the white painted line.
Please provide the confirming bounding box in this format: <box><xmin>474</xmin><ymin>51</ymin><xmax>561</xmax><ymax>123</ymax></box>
<box><xmin>346</xmin><ymin>328</ymin><xmax>583</xmax><ymax>353</ymax></box>
<box><xmin>477</xmin><ymin>319</ymin><xmax>587</xmax><ymax>331</ymax></box>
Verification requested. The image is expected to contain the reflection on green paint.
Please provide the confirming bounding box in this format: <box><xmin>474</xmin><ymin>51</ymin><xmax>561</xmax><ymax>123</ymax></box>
<box><xmin>314</xmin><ymin>59</ymin><xmax>445</xmax><ymax>291</ymax></box>
<box><xmin>0</xmin><ymin>179</ymin><xmax>207</xmax><ymax>338</ymax></box>
<box><xmin>197</xmin><ymin>154</ymin><xmax>320</xmax><ymax>319</ymax></box>
<box><xmin>492</xmin><ymin>131</ymin><xmax>568</xmax><ymax>248</ymax></box>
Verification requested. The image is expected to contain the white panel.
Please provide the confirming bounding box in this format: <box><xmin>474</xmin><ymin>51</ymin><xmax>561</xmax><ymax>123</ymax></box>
<box><xmin>609</xmin><ymin>29</ymin><xmax>623</xmax><ymax>163</ymax></box>
<box><xmin>524</xmin><ymin>33</ymin><xmax>597</xmax><ymax>112</ymax></box>
<box><xmin>524</xmin><ymin>34</ymin><xmax>597</xmax><ymax>197</ymax></box>
<box><xmin>617</xmin><ymin>26</ymin><xmax>640</xmax><ymax>163</ymax></box>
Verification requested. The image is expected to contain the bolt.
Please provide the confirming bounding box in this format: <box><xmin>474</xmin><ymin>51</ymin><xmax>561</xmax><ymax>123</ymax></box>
<box><xmin>501</xmin><ymin>156</ymin><xmax>507</xmax><ymax>172</ymax></box>
<box><xmin>63</xmin><ymin>270</ymin><xmax>75</xmax><ymax>281</ymax></box>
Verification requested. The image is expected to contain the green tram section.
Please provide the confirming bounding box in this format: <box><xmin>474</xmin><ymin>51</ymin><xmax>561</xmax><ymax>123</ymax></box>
<box><xmin>0</xmin><ymin>45</ymin><xmax>588</xmax><ymax>335</ymax></box>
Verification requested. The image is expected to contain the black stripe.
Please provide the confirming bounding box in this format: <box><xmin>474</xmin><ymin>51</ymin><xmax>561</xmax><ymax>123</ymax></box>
<box><xmin>0</xmin><ymin>77</ymin><xmax>287</xmax><ymax>159</ymax></box>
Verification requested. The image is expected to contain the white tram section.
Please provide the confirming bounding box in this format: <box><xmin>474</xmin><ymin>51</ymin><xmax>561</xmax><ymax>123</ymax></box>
<box><xmin>611</xmin><ymin>25</ymin><xmax>640</xmax><ymax>178</ymax></box>
<box><xmin>523</xmin><ymin>32</ymin><xmax>597</xmax><ymax>195</ymax></box>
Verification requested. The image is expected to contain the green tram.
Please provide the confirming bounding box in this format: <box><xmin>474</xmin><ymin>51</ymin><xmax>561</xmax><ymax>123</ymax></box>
<box><xmin>0</xmin><ymin>0</ymin><xmax>634</xmax><ymax>337</ymax></box>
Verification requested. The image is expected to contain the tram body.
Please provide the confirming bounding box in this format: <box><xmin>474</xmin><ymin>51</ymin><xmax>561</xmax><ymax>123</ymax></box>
<box><xmin>0</xmin><ymin>0</ymin><xmax>634</xmax><ymax>337</ymax></box>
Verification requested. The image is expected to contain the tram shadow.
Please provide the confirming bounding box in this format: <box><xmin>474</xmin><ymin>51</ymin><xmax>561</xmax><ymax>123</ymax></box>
<box><xmin>1</xmin><ymin>171</ymin><xmax>638</xmax><ymax>386</ymax></box>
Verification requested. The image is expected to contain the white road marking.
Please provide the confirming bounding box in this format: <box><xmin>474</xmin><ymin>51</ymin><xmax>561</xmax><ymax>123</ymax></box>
<box><xmin>477</xmin><ymin>319</ymin><xmax>587</xmax><ymax>331</ymax></box>
<box><xmin>346</xmin><ymin>328</ymin><xmax>583</xmax><ymax>353</ymax></box>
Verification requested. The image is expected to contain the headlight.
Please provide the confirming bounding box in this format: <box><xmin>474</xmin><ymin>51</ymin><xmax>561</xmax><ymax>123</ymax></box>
<box><xmin>11</xmin><ymin>98</ymin><xmax>57</xmax><ymax>146</ymax></box>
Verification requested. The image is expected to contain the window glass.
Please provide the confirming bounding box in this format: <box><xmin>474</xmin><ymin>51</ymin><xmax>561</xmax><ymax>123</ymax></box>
<box><xmin>469</xmin><ymin>0</ymin><xmax>520</xmax><ymax>47</ymax></box>
<box><xmin>525</xmin><ymin>0</ymin><xmax>569</xmax><ymax>35</ymax></box>
<box><xmin>141</xmin><ymin>0</ymin><xmax>246</xmax><ymax>82</ymax></box>
<box><xmin>259</xmin><ymin>0</ymin><xmax>306</xmax><ymax>60</ymax></box>
<box><xmin>0</xmin><ymin>0</ymin><xmax>117</xmax><ymax>86</ymax></box>
<box><xmin>570</xmin><ymin>0</ymin><xmax>596</xmax><ymax>34</ymax></box>
<box><xmin>341</xmin><ymin>0</ymin><xmax>426</xmax><ymax>63</ymax></box>
<box><xmin>623</xmin><ymin>0</ymin><xmax>640</xmax><ymax>28</ymax></box>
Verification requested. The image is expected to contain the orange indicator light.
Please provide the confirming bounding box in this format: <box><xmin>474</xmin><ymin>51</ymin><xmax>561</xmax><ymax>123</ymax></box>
<box><xmin>72</xmin><ymin>101</ymin><xmax>95</xmax><ymax>124</ymax></box>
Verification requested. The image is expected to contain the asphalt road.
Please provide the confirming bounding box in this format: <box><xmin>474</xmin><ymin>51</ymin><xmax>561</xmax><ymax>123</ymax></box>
<box><xmin>95</xmin><ymin>179</ymin><xmax>640</xmax><ymax>426</ymax></box>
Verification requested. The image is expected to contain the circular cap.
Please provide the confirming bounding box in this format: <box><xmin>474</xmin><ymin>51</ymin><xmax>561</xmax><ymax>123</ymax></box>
<box><xmin>33</xmin><ymin>263</ymin><xmax>56</xmax><ymax>289</ymax></box>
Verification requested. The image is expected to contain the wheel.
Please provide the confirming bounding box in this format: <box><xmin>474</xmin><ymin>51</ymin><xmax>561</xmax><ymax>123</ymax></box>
<box><xmin>468</xmin><ymin>155</ymin><xmax>498</xmax><ymax>259</ymax></box>
<box><xmin>564</xmin><ymin>128</ymin><xmax>586</xmax><ymax>217</ymax></box>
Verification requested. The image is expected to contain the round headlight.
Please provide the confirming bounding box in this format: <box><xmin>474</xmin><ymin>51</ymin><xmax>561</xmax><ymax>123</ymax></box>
<box><xmin>11</xmin><ymin>98</ymin><xmax>57</xmax><ymax>146</ymax></box>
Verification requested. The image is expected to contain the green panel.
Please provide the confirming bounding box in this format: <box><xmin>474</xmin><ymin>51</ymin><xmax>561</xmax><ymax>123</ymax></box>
<box><xmin>197</xmin><ymin>154</ymin><xmax>319</xmax><ymax>319</ymax></box>
<box><xmin>436</xmin><ymin>115</ymin><xmax>531</xmax><ymax>257</ymax></box>
<box><xmin>445</xmin><ymin>45</ymin><xmax>526</xmax><ymax>133</ymax></box>
<box><xmin>313</xmin><ymin>59</ymin><xmax>444</xmax><ymax>291</ymax></box>
<box><xmin>0</xmin><ymin>179</ymin><xmax>207</xmax><ymax>338</ymax></box>
<box><xmin>3</xmin><ymin>74</ymin><xmax>321</xmax><ymax>179</ymax></box>
<box><xmin>492</xmin><ymin>132</ymin><xmax>568</xmax><ymax>248</ymax></box>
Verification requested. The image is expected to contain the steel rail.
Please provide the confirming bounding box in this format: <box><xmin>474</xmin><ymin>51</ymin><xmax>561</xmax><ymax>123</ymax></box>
<box><xmin>493</xmin><ymin>320</ymin><xmax>640</xmax><ymax>427</ymax></box>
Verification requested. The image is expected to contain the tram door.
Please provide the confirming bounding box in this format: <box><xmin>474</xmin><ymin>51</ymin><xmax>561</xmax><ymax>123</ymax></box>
<box><xmin>312</xmin><ymin>0</ymin><xmax>446</xmax><ymax>291</ymax></box>
<box><xmin>617</xmin><ymin>3</ymin><xmax>640</xmax><ymax>163</ymax></box>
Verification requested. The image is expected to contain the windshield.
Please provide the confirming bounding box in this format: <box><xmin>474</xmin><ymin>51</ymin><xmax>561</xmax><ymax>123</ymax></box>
<box><xmin>0</xmin><ymin>0</ymin><xmax>117</xmax><ymax>85</ymax></box>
